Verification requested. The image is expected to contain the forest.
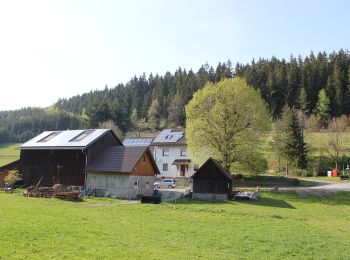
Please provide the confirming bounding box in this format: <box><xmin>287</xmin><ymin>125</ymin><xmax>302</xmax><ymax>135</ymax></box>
<box><xmin>0</xmin><ymin>49</ymin><xmax>349</xmax><ymax>142</ymax></box>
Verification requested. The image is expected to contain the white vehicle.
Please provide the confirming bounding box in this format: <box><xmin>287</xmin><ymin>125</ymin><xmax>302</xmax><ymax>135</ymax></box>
<box><xmin>154</xmin><ymin>179</ymin><xmax>176</xmax><ymax>189</ymax></box>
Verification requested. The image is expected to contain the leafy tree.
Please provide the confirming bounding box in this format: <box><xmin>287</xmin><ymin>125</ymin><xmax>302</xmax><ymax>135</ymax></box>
<box><xmin>186</xmin><ymin>78</ymin><xmax>271</xmax><ymax>174</ymax></box>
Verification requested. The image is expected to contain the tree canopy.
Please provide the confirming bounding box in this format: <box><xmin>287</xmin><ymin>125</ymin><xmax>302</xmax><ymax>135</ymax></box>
<box><xmin>185</xmin><ymin>78</ymin><xmax>271</xmax><ymax>174</ymax></box>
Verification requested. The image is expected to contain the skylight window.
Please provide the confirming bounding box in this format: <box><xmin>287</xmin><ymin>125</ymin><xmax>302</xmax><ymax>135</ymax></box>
<box><xmin>69</xmin><ymin>130</ymin><xmax>94</xmax><ymax>142</ymax></box>
<box><xmin>165</xmin><ymin>135</ymin><xmax>173</xmax><ymax>139</ymax></box>
<box><xmin>37</xmin><ymin>132</ymin><xmax>62</xmax><ymax>143</ymax></box>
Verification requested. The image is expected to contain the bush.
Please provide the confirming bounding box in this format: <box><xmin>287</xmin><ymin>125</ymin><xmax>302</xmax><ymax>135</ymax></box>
<box><xmin>290</xmin><ymin>168</ymin><xmax>310</xmax><ymax>177</ymax></box>
<box><xmin>4</xmin><ymin>170</ymin><xmax>21</xmax><ymax>186</ymax></box>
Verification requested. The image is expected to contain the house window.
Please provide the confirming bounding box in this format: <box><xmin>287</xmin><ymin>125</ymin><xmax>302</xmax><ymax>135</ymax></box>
<box><xmin>162</xmin><ymin>148</ymin><xmax>169</xmax><ymax>157</ymax></box>
<box><xmin>180</xmin><ymin>148</ymin><xmax>187</xmax><ymax>157</ymax></box>
<box><xmin>134</xmin><ymin>181</ymin><xmax>139</xmax><ymax>187</ymax></box>
<box><xmin>163</xmin><ymin>163</ymin><xmax>168</xmax><ymax>171</ymax></box>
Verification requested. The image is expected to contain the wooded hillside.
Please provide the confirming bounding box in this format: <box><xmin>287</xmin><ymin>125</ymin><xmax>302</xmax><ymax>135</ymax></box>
<box><xmin>0</xmin><ymin>49</ymin><xmax>349</xmax><ymax>142</ymax></box>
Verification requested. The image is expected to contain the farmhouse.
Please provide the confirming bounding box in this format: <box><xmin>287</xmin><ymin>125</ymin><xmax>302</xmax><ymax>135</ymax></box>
<box><xmin>20</xmin><ymin>129</ymin><xmax>122</xmax><ymax>187</ymax></box>
<box><xmin>151</xmin><ymin>129</ymin><xmax>196</xmax><ymax>180</ymax></box>
<box><xmin>86</xmin><ymin>146</ymin><xmax>159</xmax><ymax>198</ymax></box>
<box><xmin>191</xmin><ymin>157</ymin><xmax>233</xmax><ymax>201</ymax></box>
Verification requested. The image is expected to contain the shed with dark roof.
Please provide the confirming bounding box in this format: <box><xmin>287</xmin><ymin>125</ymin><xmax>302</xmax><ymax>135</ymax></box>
<box><xmin>86</xmin><ymin>146</ymin><xmax>159</xmax><ymax>198</ymax></box>
<box><xmin>191</xmin><ymin>157</ymin><xmax>232</xmax><ymax>201</ymax></box>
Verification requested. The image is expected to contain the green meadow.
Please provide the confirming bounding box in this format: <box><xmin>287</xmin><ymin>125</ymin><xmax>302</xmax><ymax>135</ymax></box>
<box><xmin>0</xmin><ymin>143</ymin><xmax>20</xmax><ymax>167</ymax></box>
<box><xmin>0</xmin><ymin>191</ymin><xmax>350</xmax><ymax>259</ymax></box>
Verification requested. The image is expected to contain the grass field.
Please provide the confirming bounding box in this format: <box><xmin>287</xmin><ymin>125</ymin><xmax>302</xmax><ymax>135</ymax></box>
<box><xmin>1</xmin><ymin>191</ymin><xmax>350</xmax><ymax>259</ymax></box>
<box><xmin>0</xmin><ymin>143</ymin><xmax>20</xmax><ymax>167</ymax></box>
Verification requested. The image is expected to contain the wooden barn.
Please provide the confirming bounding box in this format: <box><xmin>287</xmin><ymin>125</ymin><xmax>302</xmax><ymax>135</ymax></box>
<box><xmin>20</xmin><ymin>129</ymin><xmax>121</xmax><ymax>187</ymax></box>
<box><xmin>85</xmin><ymin>146</ymin><xmax>159</xmax><ymax>199</ymax></box>
<box><xmin>191</xmin><ymin>157</ymin><xmax>233</xmax><ymax>201</ymax></box>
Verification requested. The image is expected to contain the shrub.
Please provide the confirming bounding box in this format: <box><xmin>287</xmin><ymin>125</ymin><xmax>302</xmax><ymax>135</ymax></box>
<box><xmin>4</xmin><ymin>170</ymin><xmax>21</xmax><ymax>186</ymax></box>
<box><xmin>290</xmin><ymin>168</ymin><xmax>309</xmax><ymax>177</ymax></box>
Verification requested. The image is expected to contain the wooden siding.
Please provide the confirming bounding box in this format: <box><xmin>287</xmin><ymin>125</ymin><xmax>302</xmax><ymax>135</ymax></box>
<box><xmin>131</xmin><ymin>152</ymin><xmax>157</xmax><ymax>176</ymax></box>
<box><xmin>20</xmin><ymin>132</ymin><xmax>121</xmax><ymax>187</ymax></box>
<box><xmin>20</xmin><ymin>150</ymin><xmax>86</xmax><ymax>186</ymax></box>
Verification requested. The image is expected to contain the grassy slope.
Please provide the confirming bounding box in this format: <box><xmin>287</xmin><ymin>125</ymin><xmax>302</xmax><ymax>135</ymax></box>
<box><xmin>0</xmin><ymin>143</ymin><xmax>20</xmax><ymax>167</ymax></box>
<box><xmin>1</xmin><ymin>191</ymin><xmax>350</xmax><ymax>259</ymax></box>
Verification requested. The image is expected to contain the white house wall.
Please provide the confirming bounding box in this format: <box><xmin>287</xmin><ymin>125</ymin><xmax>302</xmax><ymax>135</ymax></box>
<box><xmin>152</xmin><ymin>145</ymin><xmax>195</xmax><ymax>178</ymax></box>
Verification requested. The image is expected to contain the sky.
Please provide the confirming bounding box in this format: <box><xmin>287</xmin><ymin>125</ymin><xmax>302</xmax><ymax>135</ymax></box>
<box><xmin>0</xmin><ymin>0</ymin><xmax>349</xmax><ymax>111</ymax></box>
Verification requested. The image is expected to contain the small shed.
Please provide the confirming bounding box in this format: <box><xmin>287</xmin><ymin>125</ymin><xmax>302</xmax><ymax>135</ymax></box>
<box><xmin>86</xmin><ymin>146</ymin><xmax>159</xmax><ymax>199</ymax></box>
<box><xmin>191</xmin><ymin>157</ymin><xmax>232</xmax><ymax>201</ymax></box>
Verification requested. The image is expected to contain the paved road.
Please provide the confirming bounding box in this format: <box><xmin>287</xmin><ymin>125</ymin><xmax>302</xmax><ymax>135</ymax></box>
<box><xmin>280</xmin><ymin>179</ymin><xmax>350</xmax><ymax>196</ymax></box>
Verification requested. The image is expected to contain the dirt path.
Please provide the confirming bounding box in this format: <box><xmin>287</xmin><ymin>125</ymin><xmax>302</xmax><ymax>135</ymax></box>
<box><xmin>280</xmin><ymin>179</ymin><xmax>350</xmax><ymax>196</ymax></box>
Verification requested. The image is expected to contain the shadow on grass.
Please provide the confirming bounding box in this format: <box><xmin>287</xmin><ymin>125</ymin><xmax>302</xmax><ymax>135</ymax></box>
<box><xmin>169</xmin><ymin>196</ymin><xmax>296</xmax><ymax>209</ymax></box>
<box><xmin>234</xmin><ymin>197</ymin><xmax>296</xmax><ymax>209</ymax></box>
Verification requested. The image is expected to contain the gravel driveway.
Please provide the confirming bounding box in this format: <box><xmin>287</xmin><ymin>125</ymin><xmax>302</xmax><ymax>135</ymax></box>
<box><xmin>280</xmin><ymin>179</ymin><xmax>350</xmax><ymax>196</ymax></box>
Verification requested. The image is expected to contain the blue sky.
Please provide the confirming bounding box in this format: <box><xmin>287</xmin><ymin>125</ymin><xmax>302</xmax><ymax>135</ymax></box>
<box><xmin>0</xmin><ymin>0</ymin><xmax>349</xmax><ymax>110</ymax></box>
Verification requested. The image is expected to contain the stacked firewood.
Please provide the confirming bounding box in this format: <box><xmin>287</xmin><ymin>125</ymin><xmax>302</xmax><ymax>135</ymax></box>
<box><xmin>23</xmin><ymin>184</ymin><xmax>81</xmax><ymax>201</ymax></box>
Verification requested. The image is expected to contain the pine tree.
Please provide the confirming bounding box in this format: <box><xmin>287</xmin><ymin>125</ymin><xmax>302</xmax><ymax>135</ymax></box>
<box><xmin>147</xmin><ymin>99</ymin><xmax>160</xmax><ymax>130</ymax></box>
<box><xmin>280</xmin><ymin>105</ymin><xmax>308</xmax><ymax>171</ymax></box>
<box><xmin>315</xmin><ymin>88</ymin><xmax>330</xmax><ymax>127</ymax></box>
<box><xmin>298</xmin><ymin>87</ymin><xmax>309</xmax><ymax>113</ymax></box>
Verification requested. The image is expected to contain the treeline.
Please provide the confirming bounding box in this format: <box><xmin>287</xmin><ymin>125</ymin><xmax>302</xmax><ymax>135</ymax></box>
<box><xmin>54</xmin><ymin>62</ymin><xmax>233</xmax><ymax>131</ymax></box>
<box><xmin>236</xmin><ymin>49</ymin><xmax>350</xmax><ymax>117</ymax></box>
<box><xmin>1</xmin><ymin>49</ymin><xmax>349</xmax><ymax>142</ymax></box>
<box><xmin>0</xmin><ymin>108</ymin><xmax>82</xmax><ymax>142</ymax></box>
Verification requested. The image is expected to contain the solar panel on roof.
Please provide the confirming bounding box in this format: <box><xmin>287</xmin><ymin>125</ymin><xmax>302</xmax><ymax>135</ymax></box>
<box><xmin>123</xmin><ymin>138</ymin><xmax>153</xmax><ymax>146</ymax></box>
<box><xmin>69</xmin><ymin>130</ymin><xmax>95</xmax><ymax>142</ymax></box>
<box><xmin>153</xmin><ymin>129</ymin><xmax>183</xmax><ymax>143</ymax></box>
<box><xmin>37</xmin><ymin>131</ymin><xmax>62</xmax><ymax>143</ymax></box>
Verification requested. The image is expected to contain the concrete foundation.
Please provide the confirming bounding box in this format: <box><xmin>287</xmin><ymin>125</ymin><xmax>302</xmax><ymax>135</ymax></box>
<box><xmin>192</xmin><ymin>192</ymin><xmax>228</xmax><ymax>201</ymax></box>
<box><xmin>86</xmin><ymin>172</ymin><xmax>154</xmax><ymax>199</ymax></box>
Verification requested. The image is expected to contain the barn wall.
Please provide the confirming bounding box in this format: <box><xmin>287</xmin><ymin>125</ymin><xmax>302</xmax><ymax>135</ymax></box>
<box><xmin>193</xmin><ymin>178</ymin><xmax>229</xmax><ymax>194</ymax></box>
<box><xmin>86</xmin><ymin>172</ymin><xmax>154</xmax><ymax>198</ymax></box>
<box><xmin>193</xmin><ymin>193</ymin><xmax>228</xmax><ymax>201</ymax></box>
<box><xmin>20</xmin><ymin>150</ymin><xmax>85</xmax><ymax>186</ymax></box>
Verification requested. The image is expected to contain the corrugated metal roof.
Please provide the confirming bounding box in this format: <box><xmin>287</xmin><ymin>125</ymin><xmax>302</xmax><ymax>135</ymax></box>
<box><xmin>123</xmin><ymin>138</ymin><xmax>153</xmax><ymax>147</ymax></box>
<box><xmin>86</xmin><ymin>146</ymin><xmax>149</xmax><ymax>173</ymax></box>
<box><xmin>20</xmin><ymin>129</ymin><xmax>111</xmax><ymax>150</ymax></box>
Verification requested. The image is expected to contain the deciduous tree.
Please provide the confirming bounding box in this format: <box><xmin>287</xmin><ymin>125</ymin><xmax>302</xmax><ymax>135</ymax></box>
<box><xmin>186</xmin><ymin>78</ymin><xmax>271</xmax><ymax>174</ymax></box>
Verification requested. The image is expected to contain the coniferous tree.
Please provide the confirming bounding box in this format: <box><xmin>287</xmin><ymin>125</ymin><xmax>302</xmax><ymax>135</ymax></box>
<box><xmin>147</xmin><ymin>99</ymin><xmax>160</xmax><ymax>130</ymax></box>
<box><xmin>279</xmin><ymin>105</ymin><xmax>308</xmax><ymax>171</ymax></box>
<box><xmin>315</xmin><ymin>89</ymin><xmax>330</xmax><ymax>127</ymax></box>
